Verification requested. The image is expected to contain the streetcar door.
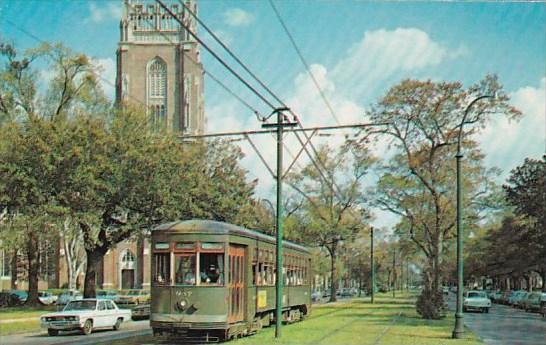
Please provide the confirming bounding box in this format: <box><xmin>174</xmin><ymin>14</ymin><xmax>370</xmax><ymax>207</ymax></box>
<box><xmin>228</xmin><ymin>245</ymin><xmax>245</xmax><ymax>323</ymax></box>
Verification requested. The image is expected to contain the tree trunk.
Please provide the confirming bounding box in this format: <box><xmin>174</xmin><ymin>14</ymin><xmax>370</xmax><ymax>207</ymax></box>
<box><xmin>10</xmin><ymin>249</ymin><xmax>18</xmax><ymax>290</ymax></box>
<box><xmin>25</xmin><ymin>233</ymin><xmax>41</xmax><ymax>306</ymax></box>
<box><xmin>329</xmin><ymin>246</ymin><xmax>338</xmax><ymax>302</ymax></box>
<box><xmin>541</xmin><ymin>269</ymin><xmax>546</xmax><ymax>292</ymax></box>
<box><xmin>84</xmin><ymin>248</ymin><xmax>105</xmax><ymax>298</ymax></box>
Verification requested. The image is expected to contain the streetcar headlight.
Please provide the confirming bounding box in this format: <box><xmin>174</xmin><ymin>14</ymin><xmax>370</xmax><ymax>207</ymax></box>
<box><xmin>177</xmin><ymin>300</ymin><xmax>187</xmax><ymax>310</ymax></box>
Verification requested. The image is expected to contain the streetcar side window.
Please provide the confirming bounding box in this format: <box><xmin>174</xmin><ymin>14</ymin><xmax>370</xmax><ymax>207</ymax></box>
<box><xmin>153</xmin><ymin>253</ymin><xmax>170</xmax><ymax>285</ymax></box>
<box><xmin>175</xmin><ymin>255</ymin><xmax>196</xmax><ymax>285</ymax></box>
<box><xmin>199</xmin><ymin>253</ymin><xmax>224</xmax><ymax>285</ymax></box>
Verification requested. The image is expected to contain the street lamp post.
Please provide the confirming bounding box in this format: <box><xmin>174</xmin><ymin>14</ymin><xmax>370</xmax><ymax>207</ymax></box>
<box><xmin>452</xmin><ymin>94</ymin><xmax>495</xmax><ymax>339</ymax></box>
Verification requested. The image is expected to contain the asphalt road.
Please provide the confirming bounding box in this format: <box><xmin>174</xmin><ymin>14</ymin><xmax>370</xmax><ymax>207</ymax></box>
<box><xmin>0</xmin><ymin>319</ymin><xmax>151</xmax><ymax>345</ymax></box>
<box><xmin>448</xmin><ymin>294</ymin><xmax>546</xmax><ymax>345</ymax></box>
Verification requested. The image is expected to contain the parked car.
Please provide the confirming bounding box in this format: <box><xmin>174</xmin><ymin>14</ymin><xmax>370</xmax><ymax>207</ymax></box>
<box><xmin>0</xmin><ymin>291</ymin><xmax>23</xmax><ymax>307</ymax></box>
<box><xmin>489</xmin><ymin>291</ymin><xmax>503</xmax><ymax>303</ymax></box>
<box><xmin>522</xmin><ymin>292</ymin><xmax>546</xmax><ymax>313</ymax></box>
<box><xmin>513</xmin><ymin>291</ymin><xmax>531</xmax><ymax>309</ymax></box>
<box><xmin>9</xmin><ymin>290</ymin><xmax>28</xmax><ymax>303</ymax></box>
<box><xmin>340</xmin><ymin>288</ymin><xmax>355</xmax><ymax>298</ymax></box>
<box><xmin>498</xmin><ymin>290</ymin><xmax>513</xmax><ymax>305</ymax></box>
<box><xmin>57</xmin><ymin>290</ymin><xmax>83</xmax><ymax>305</ymax></box>
<box><xmin>131</xmin><ymin>303</ymin><xmax>150</xmax><ymax>321</ymax></box>
<box><xmin>115</xmin><ymin>289</ymin><xmax>150</xmax><ymax>306</ymax></box>
<box><xmin>40</xmin><ymin>299</ymin><xmax>131</xmax><ymax>336</ymax></box>
<box><xmin>311</xmin><ymin>291</ymin><xmax>322</xmax><ymax>302</ymax></box>
<box><xmin>463</xmin><ymin>290</ymin><xmax>491</xmax><ymax>313</ymax></box>
<box><xmin>507</xmin><ymin>290</ymin><xmax>526</xmax><ymax>306</ymax></box>
<box><xmin>96</xmin><ymin>290</ymin><xmax>118</xmax><ymax>301</ymax></box>
<box><xmin>38</xmin><ymin>291</ymin><xmax>57</xmax><ymax>305</ymax></box>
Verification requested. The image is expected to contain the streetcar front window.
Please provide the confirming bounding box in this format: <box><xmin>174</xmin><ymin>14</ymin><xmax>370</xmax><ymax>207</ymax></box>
<box><xmin>175</xmin><ymin>255</ymin><xmax>196</xmax><ymax>285</ymax></box>
<box><xmin>153</xmin><ymin>253</ymin><xmax>170</xmax><ymax>285</ymax></box>
<box><xmin>199</xmin><ymin>253</ymin><xmax>224</xmax><ymax>285</ymax></box>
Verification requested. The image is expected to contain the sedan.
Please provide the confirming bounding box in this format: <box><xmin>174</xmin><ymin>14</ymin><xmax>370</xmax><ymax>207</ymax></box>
<box><xmin>131</xmin><ymin>304</ymin><xmax>150</xmax><ymax>320</ymax></box>
<box><xmin>38</xmin><ymin>291</ymin><xmax>57</xmax><ymax>305</ymax></box>
<box><xmin>116</xmin><ymin>289</ymin><xmax>150</xmax><ymax>306</ymax></box>
<box><xmin>463</xmin><ymin>290</ymin><xmax>491</xmax><ymax>313</ymax></box>
<box><xmin>40</xmin><ymin>299</ymin><xmax>131</xmax><ymax>336</ymax></box>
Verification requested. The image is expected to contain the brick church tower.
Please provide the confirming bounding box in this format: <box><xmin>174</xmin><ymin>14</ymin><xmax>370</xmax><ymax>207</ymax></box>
<box><xmin>116</xmin><ymin>0</ymin><xmax>205</xmax><ymax>134</ymax></box>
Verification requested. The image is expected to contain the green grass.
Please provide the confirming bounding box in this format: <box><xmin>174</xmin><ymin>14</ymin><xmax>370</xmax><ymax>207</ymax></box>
<box><xmin>98</xmin><ymin>292</ymin><xmax>484</xmax><ymax>345</ymax></box>
<box><xmin>231</xmin><ymin>293</ymin><xmax>481</xmax><ymax>345</ymax></box>
<box><xmin>0</xmin><ymin>320</ymin><xmax>41</xmax><ymax>335</ymax></box>
<box><xmin>0</xmin><ymin>305</ymin><xmax>57</xmax><ymax>320</ymax></box>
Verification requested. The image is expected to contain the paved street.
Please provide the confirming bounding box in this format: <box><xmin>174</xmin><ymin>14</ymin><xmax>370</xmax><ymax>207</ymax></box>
<box><xmin>448</xmin><ymin>293</ymin><xmax>546</xmax><ymax>345</ymax></box>
<box><xmin>0</xmin><ymin>319</ymin><xmax>151</xmax><ymax>345</ymax></box>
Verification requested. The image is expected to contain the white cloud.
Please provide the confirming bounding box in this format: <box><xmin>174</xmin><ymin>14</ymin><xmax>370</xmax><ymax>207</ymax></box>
<box><xmin>479</xmin><ymin>77</ymin><xmax>546</xmax><ymax>180</ymax></box>
<box><xmin>332</xmin><ymin>27</ymin><xmax>464</xmax><ymax>99</ymax></box>
<box><xmin>92</xmin><ymin>57</ymin><xmax>116</xmax><ymax>100</ymax></box>
<box><xmin>86</xmin><ymin>2</ymin><xmax>121</xmax><ymax>23</ymax></box>
<box><xmin>223</xmin><ymin>8</ymin><xmax>254</xmax><ymax>27</ymax></box>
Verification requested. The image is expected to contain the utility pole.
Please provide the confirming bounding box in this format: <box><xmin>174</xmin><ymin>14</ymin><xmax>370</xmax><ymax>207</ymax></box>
<box><xmin>370</xmin><ymin>227</ymin><xmax>375</xmax><ymax>304</ymax></box>
<box><xmin>392</xmin><ymin>248</ymin><xmax>396</xmax><ymax>298</ymax></box>
<box><xmin>262</xmin><ymin>108</ymin><xmax>296</xmax><ymax>339</ymax></box>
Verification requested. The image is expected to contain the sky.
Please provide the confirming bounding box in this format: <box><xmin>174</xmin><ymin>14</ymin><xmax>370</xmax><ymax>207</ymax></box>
<box><xmin>1</xmin><ymin>0</ymin><xmax>545</xmax><ymax>230</ymax></box>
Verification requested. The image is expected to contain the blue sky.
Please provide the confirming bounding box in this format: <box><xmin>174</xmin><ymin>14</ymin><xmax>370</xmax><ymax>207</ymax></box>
<box><xmin>1</xmin><ymin>0</ymin><xmax>545</xmax><ymax>229</ymax></box>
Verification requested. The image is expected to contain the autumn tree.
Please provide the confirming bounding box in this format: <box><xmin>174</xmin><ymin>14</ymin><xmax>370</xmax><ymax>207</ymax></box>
<box><xmin>366</xmin><ymin>76</ymin><xmax>520</xmax><ymax>318</ymax></box>
<box><xmin>286</xmin><ymin>143</ymin><xmax>375</xmax><ymax>301</ymax></box>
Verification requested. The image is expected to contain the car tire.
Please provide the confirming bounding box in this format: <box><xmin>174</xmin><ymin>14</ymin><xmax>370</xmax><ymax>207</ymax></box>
<box><xmin>485</xmin><ymin>308</ymin><xmax>489</xmax><ymax>313</ymax></box>
<box><xmin>113</xmin><ymin>318</ymin><xmax>123</xmax><ymax>331</ymax></box>
<box><xmin>82</xmin><ymin>319</ymin><xmax>93</xmax><ymax>335</ymax></box>
<box><xmin>463</xmin><ymin>307</ymin><xmax>467</xmax><ymax>312</ymax></box>
<box><xmin>47</xmin><ymin>329</ymin><xmax>59</xmax><ymax>336</ymax></box>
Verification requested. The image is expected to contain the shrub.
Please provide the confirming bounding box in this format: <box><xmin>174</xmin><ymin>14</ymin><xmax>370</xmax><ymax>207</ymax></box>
<box><xmin>416</xmin><ymin>289</ymin><xmax>447</xmax><ymax>319</ymax></box>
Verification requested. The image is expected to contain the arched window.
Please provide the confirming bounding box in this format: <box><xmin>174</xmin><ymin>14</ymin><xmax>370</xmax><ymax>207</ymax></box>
<box><xmin>147</xmin><ymin>58</ymin><xmax>167</xmax><ymax>126</ymax></box>
<box><xmin>122</xmin><ymin>250</ymin><xmax>135</xmax><ymax>264</ymax></box>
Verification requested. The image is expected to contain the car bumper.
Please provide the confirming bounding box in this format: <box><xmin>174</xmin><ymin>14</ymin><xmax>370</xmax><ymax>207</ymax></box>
<box><xmin>464</xmin><ymin>304</ymin><xmax>489</xmax><ymax>310</ymax></box>
<box><xmin>41</xmin><ymin>321</ymin><xmax>82</xmax><ymax>330</ymax></box>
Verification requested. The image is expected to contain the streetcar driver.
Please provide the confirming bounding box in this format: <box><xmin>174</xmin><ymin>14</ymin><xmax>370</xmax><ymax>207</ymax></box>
<box><xmin>201</xmin><ymin>264</ymin><xmax>221</xmax><ymax>284</ymax></box>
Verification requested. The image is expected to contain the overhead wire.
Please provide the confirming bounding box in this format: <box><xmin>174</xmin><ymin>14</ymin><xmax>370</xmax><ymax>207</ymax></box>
<box><xmin>173</xmin><ymin>0</ymin><xmax>347</xmax><ymax>200</ymax></box>
<box><xmin>156</xmin><ymin>0</ymin><xmax>278</xmax><ymax>112</ymax></box>
<box><xmin>268</xmin><ymin>0</ymin><xmax>345</xmax><ymax>132</ymax></box>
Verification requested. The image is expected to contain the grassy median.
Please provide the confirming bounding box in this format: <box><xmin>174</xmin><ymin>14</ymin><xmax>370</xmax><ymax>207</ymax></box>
<box><xmin>0</xmin><ymin>305</ymin><xmax>58</xmax><ymax>336</ymax></box>
<box><xmin>231</xmin><ymin>292</ymin><xmax>482</xmax><ymax>345</ymax></box>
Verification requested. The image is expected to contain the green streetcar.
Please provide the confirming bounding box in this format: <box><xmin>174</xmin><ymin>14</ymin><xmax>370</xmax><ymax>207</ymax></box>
<box><xmin>150</xmin><ymin>219</ymin><xmax>312</xmax><ymax>342</ymax></box>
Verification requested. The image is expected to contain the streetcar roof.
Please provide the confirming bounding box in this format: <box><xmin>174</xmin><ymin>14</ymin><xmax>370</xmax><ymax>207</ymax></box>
<box><xmin>153</xmin><ymin>219</ymin><xmax>310</xmax><ymax>253</ymax></box>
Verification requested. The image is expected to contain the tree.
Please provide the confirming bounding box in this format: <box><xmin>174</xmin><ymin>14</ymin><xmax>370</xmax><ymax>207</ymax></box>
<box><xmin>366</xmin><ymin>76</ymin><xmax>520</xmax><ymax>318</ymax></box>
<box><xmin>0</xmin><ymin>41</ymin><xmax>105</xmax><ymax>305</ymax></box>
<box><xmin>59</xmin><ymin>217</ymin><xmax>86</xmax><ymax>290</ymax></box>
<box><xmin>503</xmin><ymin>157</ymin><xmax>546</xmax><ymax>291</ymax></box>
<box><xmin>286</xmin><ymin>143</ymin><xmax>374</xmax><ymax>302</ymax></box>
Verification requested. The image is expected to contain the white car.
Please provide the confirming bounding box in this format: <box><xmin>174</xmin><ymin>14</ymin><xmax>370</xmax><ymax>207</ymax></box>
<box><xmin>40</xmin><ymin>299</ymin><xmax>131</xmax><ymax>336</ymax></box>
<box><xmin>57</xmin><ymin>290</ymin><xmax>83</xmax><ymax>305</ymax></box>
<box><xmin>38</xmin><ymin>291</ymin><xmax>57</xmax><ymax>305</ymax></box>
<box><xmin>463</xmin><ymin>290</ymin><xmax>491</xmax><ymax>313</ymax></box>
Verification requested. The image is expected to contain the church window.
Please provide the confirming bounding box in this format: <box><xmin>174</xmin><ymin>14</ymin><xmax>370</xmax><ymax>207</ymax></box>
<box><xmin>147</xmin><ymin>58</ymin><xmax>167</xmax><ymax>126</ymax></box>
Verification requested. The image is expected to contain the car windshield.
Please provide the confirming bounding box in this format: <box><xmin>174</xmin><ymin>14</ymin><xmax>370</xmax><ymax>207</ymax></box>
<box><xmin>64</xmin><ymin>300</ymin><xmax>96</xmax><ymax>311</ymax></box>
<box><xmin>467</xmin><ymin>292</ymin><xmax>486</xmax><ymax>298</ymax></box>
